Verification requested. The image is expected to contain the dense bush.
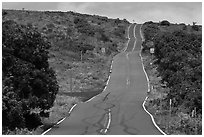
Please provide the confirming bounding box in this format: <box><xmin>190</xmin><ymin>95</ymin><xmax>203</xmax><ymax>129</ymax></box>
<box><xmin>153</xmin><ymin>30</ymin><xmax>202</xmax><ymax>114</ymax></box>
<box><xmin>2</xmin><ymin>20</ymin><xmax>59</xmax><ymax>132</ymax></box>
<box><xmin>142</xmin><ymin>23</ymin><xmax>160</xmax><ymax>51</ymax></box>
<box><xmin>160</xmin><ymin>20</ymin><xmax>170</xmax><ymax>26</ymax></box>
<box><xmin>142</xmin><ymin>22</ymin><xmax>202</xmax><ymax>134</ymax></box>
<box><xmin>143</xmin><ymin>23</ymin><xmax>202</xmax><ymax>134</ymax></box>
<box><xmin>3</xmin><ymin>10</ymin><xmax>8</xmax><ymax>16</ymax></box>
<box><xmin>144</xmin><ymin>21</ymin><xmax>154</xmax><ymax>25</ymax></box>
<box><xmin>192</xmin><ymin>25</ymin><xmax>199</xmax><ymax>31</ymax></box>
<box><xmin>143</xmin><ymin>24</ymin><xmax>159</xmax><ymax>41</ymax></box>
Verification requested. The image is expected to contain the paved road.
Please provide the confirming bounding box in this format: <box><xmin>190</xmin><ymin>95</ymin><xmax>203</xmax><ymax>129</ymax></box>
<box><xmin>46</xmin><ymin>24</ymin><xmax>162</xmax><ymax>135</ymax></box>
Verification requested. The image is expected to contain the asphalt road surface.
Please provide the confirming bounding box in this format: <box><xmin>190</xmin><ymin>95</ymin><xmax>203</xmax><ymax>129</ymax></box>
<box><xmin>46</xmin><ymin>24</ymin><xmax>162</xmax><ymax>135</ymax></box>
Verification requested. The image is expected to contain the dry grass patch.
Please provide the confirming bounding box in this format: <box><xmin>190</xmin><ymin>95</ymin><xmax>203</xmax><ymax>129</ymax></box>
<box><xmin>43</xmin><ymin>94</ymin><xmax>81</xmax><ymax>124</ymax></box>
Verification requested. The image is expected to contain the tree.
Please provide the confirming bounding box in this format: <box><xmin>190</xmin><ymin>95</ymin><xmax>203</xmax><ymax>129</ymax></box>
<box><xmin>160</xmin><ymin>20</ymin><xmax>170</xmax><ymax>26</ymax></box>
<box><xmin>144</xmin><ymin>21</ymin><xmax>154</xmax><ymax>24</ymax></box>
<box><xmin>2</xmin><ymin>20</ymin><xmax>59</xmax><ymax>132</ymax></box>
<box><xmin>192</xmin><ymin>24</ymin><xmax>199</xmax><ymax>31</ymax></box>
<box><xmin>3</xmin><ymin>10</ymin><xmax>8</xmax><ymax>16</ymax></box>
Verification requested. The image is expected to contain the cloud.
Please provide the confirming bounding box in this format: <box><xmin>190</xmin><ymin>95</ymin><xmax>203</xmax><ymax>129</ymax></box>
<box><xmin>2</xmin><ymin>2</ymin><xmax>202</xmax><ymax>24</ymax></box>
<box><xmin>56</xmin><ymin>2</ymin><xmax>202</xmax><ymax>24</ymax></box>
<box><xmin>2</xmin><ymin>2</ymin><xmax>58</xmax><ymax>11</ymax></box>
<box><xmin>56</xmin><ymin>2</ymin><xmax>95</xmax><ymax>13</ymax></box>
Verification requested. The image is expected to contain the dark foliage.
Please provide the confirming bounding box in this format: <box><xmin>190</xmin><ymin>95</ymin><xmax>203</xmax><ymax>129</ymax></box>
<box><xmin>2</xmin><ymin>20</ymin><xmax>59</xmax><ymax>131</ymax></box>
<box><xmin>192</xmin><ymin>25</ymin><xmax>199</xmax><ymax>31</ymax></box>
<box><xmin>153</xmin><ymin>30</ymin><xmax>202</xmax><ymax>113</ymax></box>
<box><xmin>142</xmin><ymin>23</ymin><xmax>160</xmax><ymax>50</ymax></box>
<box><xmin>144</xmin><ymin>21</ymin><xmax>154</xmax><ymax>24</ymax></box>
<box><xmin>142</xmin><ymin>22</ymin><xmax>202</xmax><ymax>134</ymax></box>
<box><xmin>3</xmin><ymin>10</ymin><xmax>8</xmax><ymax>16</ymax></box>
<box><xmin>160</xmin><ymin>20</ymin><xmax>170</xmax><ymax>26</ymax></box>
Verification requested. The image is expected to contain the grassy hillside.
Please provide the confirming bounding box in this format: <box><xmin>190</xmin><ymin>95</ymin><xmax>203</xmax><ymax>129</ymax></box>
<box><xmin>2</xmin><ymin>9</ymin><xmax>130</xmax><ymax>134</ymax></box>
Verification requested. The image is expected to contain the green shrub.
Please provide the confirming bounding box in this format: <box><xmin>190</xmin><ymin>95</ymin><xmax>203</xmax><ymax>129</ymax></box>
<box><xmin>2</xmin><ymin>20</ymin><xmax>59</xmax><ymax>132</ymax></box>
<box><xmin>160</xmin><ymin>20</ymin><xmax>170</xmax><ymax>26</ymax></box>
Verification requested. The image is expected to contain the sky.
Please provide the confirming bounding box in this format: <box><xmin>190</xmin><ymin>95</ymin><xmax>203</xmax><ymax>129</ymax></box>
<box><xmin>2</xmin><ymin>1</ymin><xmax>202</xmax><ymax>25</ymax></box>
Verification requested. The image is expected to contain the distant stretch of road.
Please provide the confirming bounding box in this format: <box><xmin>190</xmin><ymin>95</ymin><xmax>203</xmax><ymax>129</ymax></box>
<box><xmin>45</xmin><ymin>24</ymin><xmax>162</xmax><ymax>135</ymax></box>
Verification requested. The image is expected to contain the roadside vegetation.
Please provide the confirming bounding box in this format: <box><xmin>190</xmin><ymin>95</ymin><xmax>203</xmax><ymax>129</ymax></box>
<box><xmin>2</xmin><ymin>9</ymin><xmax>129</xmax><ymax>134</ymax></box>
<box><xmin>141</xmin><ymin>21</ymin><xmax>202</xmax><ymax>135</ymax></box>
<box><xmin>2</xmin><ymin>20</ymin><xmax>59</xmax><ymax>134</ymax></box>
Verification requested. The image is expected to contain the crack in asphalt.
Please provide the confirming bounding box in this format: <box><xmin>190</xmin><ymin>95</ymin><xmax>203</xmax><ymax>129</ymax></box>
<box><xmin>80</xmin><ymin>93</ymin><xmax>117</xmax><ymax>134</ymax></box>
<box><xmin>102</xmin><ymin>92</ymin><xmax>110</xmax><ymax>101</ymax></box>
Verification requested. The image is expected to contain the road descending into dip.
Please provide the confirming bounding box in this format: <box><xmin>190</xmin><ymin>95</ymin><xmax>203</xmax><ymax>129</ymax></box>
<box><xmin>45</xmin><ymin>24</ymin><xmax>163</xmax><ymax>135</ymax></box>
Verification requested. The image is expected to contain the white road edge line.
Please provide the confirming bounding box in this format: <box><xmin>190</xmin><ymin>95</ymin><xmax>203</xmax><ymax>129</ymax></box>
<box><xmin>41</xmin><ymin>104</ymin><xmax>78</xmax><ymax>135</ymax></box>
<box><xmin>123</xmin><ymin>24</ymin><xmax>131</xmax><ymax>52</ymax></box>
<box><xmin>140</xmin><ymin>24</ymin><xmax>145</xmax><ymax>42</ymax></box>
<box><xmin>56</xmin><ymin>117</ymin><xmax>66</xmax><ymax>125</ymax></box>
<box><xmin>132</xmin><ymin>24</ymin><xmax>137</xmax><ymax>51</ymax></box>
<box><xmin>104</xmin><ymin>109</ymin><xmax>112</xmax><ymax>133</ymax></box>
<box><xmin>68</xmin><ymin>104</ymin><xmax>77</xmax><ymax>114</ymax></box>
<box><xmin>100</xmin><ymin>109</ymin><xmax>111</xmax><ymax>134</ymax></box>
<box><xmin>133</xmin><ymin>23</ymin><xmax>136</xmax><ymax>38</ymax></box>
<box><xmin>41</xmin><ymin>127</ymin><xmax>52</xmax><ymax>135</ymax></box>
<box><xmin>139</xmin><ymin>24</ymin><xmax>167</xmax><ymax>135</ymax></box>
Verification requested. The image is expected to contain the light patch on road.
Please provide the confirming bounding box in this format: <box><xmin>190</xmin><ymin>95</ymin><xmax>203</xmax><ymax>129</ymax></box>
<box><xmin>126</xmin><ymin>78</ymin><xmax>130</xmax><ymax>85</ymax></box>
<box><xmin>126</xmin><ymin>52</ymin><xmax>129</xmax><ymax>60</ymax></box>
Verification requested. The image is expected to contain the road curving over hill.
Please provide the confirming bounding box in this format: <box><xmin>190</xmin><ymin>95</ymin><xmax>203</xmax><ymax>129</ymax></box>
<box><xmin>44</xmin><ymin>23</ymin><xmax>163</xmax><ymax>135</ymax></box>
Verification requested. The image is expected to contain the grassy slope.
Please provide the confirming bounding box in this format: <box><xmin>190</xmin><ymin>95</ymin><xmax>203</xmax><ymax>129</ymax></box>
<box><xmin>141</xmin><ymin>23</ymin><xmax>202</xmax><ymax>135</ymax></box>
<box><xmin>3</xmin><ymin>9</ymin><xmax>130</xmax><ymax>134</ymax></box>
